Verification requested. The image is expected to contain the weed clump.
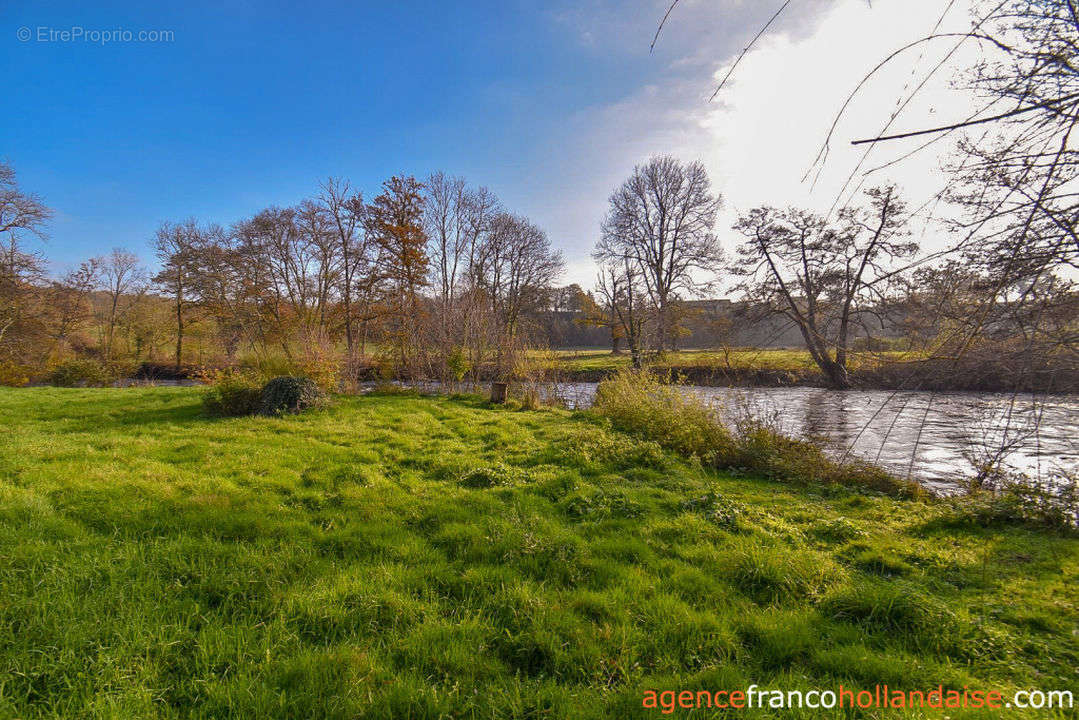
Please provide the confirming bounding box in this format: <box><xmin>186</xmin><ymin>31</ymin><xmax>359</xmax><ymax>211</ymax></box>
<box><xmin>592</xmin><ymin>368</ymin><xmax>735</xmax><ymax>462</ymax></box>
<box><xmin>724</xmin><ymin>543</ymin><xmax>842</xmax><ymax>604</ymax></box>
<box><xmin>562</xmin><ymin>432</ymin><xmax>669</xmax><ymax>472</ymax></box>
<box><xmin>457</xmin><ymin>462</ymin><xmax>531</xmax><ymax>488</ymax></box>
<box><xmin>808</xmin><ymin>517</ymin><xmax>865</xmax><ymax>543</ymax></box>
<box><xmin>819</xmin><ymin>580</ymin><xmax>955</xmax><ymax>636</ymax></box>
<box><xmin>259</xmin><ymin>376</ymin><xmax>326</xmax><ymax>416</ymax></box>
<box><xmin>681</xmin><ymin>490</ymin><xmax>745</xmax><ymax>529</ymax></box>
<box><xmin>560</xmin><ymin>487</ymin><xmax>643</xmax><ymax>519</ymax></box>
<box><xmin>729</xmin><ymin>418</ymin><xmax>918</xmax><ymax>496</ymax></box>
<box><xmin>592</xmin><ymin>368</ymin><xmax>922</xmax><ymax>498</ymax></box>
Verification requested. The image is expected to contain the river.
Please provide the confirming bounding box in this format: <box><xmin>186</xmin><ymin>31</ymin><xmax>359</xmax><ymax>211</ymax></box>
<box><xmin>545</xmin><ymin>383</ymin><xmax>1078</xmax><ymax>493</ymax></box>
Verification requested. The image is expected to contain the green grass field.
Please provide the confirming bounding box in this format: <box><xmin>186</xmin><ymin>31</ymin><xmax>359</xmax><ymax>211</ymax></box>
<box><xmin>547</xmin><ymin>348</ymin><xmax>911</xmax><ymax>374</ymax></box>
<box><xmin>0</xmin><ymin>387</ymin><xmax>1075</xmax><ymax>718</ymax></box>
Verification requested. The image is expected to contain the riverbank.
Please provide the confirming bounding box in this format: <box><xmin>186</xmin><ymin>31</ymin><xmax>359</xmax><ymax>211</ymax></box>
<box><xmin>547</xmin><ymin>349</ymin><xmax>1079</xmax><ymax>393</ymax></box>
<box><xmin>125</xmin><ymin>346</ymin><xmax>1079</xmax><ymax>393</ymax></box>
<box><xmin>0</xmin><ymin>387</ymin><xmax>1075</xmax><ymax>718</ymax></box>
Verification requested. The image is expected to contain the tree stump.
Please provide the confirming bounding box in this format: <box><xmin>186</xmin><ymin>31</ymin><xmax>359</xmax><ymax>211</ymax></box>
<box><xmin>490</xmin><ymin>382</ymin><xmax>508</xmax><ymax>404</ymax></box>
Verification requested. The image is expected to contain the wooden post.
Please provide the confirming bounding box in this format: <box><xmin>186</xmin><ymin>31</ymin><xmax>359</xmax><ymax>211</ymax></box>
<box><xmin>490</xmin><ymin>381</ymin><xmax>508</xmax><ymax>404</ymax></box>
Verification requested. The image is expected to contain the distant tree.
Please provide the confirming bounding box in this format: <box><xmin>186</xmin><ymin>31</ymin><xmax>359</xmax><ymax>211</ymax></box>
<box><xmin>97</xmin><ymin>249</ymin><xmax>146</xmax><ymax>364</ymax></box>
<box><xmin>153</xmin><ymin>220</ymin><xmax>208</xmax><ymax>370</ymax></box>
<box><xmin>473</xmin><ymin>213</ymin><xmax>563</xmax><ymax>375</ymax></box>
<box><xmin>732</xmin><ymin>186</ymin><xmax>915</xmax><ymax>388</ymax></box>
<box><xmin>594</xmin><ymin>155</ymin><xmax>722</xmax><ymax>351</ymax></box>
<box><xmin>367</xmin><ymin>176</ymin><xmax>430</xmax><ymax>370</ymax></box>
<box><xmin>595</xmin><ymin>259</ymin><xmax>649</xmax><ymax>367</ymax></box>
<box><xmin>48</xmin><ymin>258</ymin><xmax>101</xmax><ymax>357</ymax></box>
<box><xmin>319</xmin><ymin>178</ymin><xmax>371</xmax><ymax>359</ymax></box>
<box><xmin>576</xmin><ymin>288</ymin><xmax>623</xmax><ymax>353</ymax></box>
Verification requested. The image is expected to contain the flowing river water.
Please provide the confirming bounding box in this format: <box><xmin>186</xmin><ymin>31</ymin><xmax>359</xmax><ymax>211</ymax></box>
<box><xmin>543</xmin><ymin>383</ymin><xmax>1078</xmax><ymax>493</ymax></box>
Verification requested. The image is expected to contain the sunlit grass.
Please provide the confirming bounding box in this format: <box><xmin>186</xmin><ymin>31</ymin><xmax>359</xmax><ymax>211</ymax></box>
<box><xmin>0</xmin><ymin>387</ymin><xmax>1074</xmax><ymax>718</ymax></box>
<box><xmin>546</xmin><ymin>347</ymin><xmax>918</xmax><ymax>374</ymax></box>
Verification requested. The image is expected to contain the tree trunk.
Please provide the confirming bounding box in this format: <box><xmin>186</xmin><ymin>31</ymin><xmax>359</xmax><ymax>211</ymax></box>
<box><xmin>174</xmin><ymin>292</ymin><xmax>183</xmax><ymax>372</ymax></box>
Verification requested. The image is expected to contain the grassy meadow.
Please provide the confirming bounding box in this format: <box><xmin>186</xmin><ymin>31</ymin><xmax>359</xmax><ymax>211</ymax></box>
<box><xmin>547</xmin><ymin>348</ymin><xmax>914</xmax><ymax>375</ymax></box>
<box><xmin>0</xmin><ymin>387</ymin><xmax>1076</xmax><ymax>718</ymax></box>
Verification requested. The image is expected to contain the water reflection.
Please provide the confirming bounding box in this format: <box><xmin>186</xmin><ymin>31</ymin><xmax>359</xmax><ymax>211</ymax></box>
<box><xmin>548</xmin><ymin>383</ymin><xmax>1078</xmax><ymax>492</ymax></box>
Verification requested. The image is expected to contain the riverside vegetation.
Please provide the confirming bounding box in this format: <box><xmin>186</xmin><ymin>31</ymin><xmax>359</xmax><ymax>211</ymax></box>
<box><xmin>0</xmin><ymin>374</ymin><xmax>1076</xmax><ymax>719</ymax></box>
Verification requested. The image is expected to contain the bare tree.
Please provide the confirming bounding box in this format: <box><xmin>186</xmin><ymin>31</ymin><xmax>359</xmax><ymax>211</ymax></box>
<box><xmin>424</xmin><ymin>172</ymin><xmax>504</xmax><ymax>378</ymax></box>
<box><xmin>473</xmin><ymin>212</ymin><xmax>564</xmax><ymax>376</ymax></box>
<box><xmin>0</xmin><ymin>162</ymin><xmax>52</xmax><ymax>353</ymax></box>
<box><xmin>594</xmin><ymin>155</ymin><xmax>722</xmax><ymax>351</ymax></box>
<box><xmin>295</xmin><ymin>198</ymin><xmax>339</xmax><ymax>342</ymax></box>
<box><xmin>153</xmin><ymin>219</ymin><xmax>208</xmax><ymax>371</ymax></box>
<box><xmin>0</xmin><ymin>162</ymin><xmax>52</xmax><ymax>248</ymax></box>
<box><xmin>732</xmin><ymin>186</ymin><xmax>916</xmax><ymax>388</ymax></box>
<box><xmin>319</xmin><ymin>178</ymin><xmax>370</xmax><ymax>359</ymax></box>
<box><xmin>48</xmin><ymin>258</ymin><xmax>101</xmax><ymax>357</ymax></box>
<box><xmin>595</xmin><ymin>258</ymin><xmax>650</xmax><ymax>368</ymax></box>
<box><xmin>97</xmin><ymin>249</ymin><xmax>146</xmax><ymax>364</ymax></box>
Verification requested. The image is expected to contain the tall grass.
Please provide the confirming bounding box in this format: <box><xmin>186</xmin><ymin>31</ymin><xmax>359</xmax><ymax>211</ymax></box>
<box><xmin>592</xmin><ymin>369</ymin><xmax>736</xmax><ymax>462</ymax></box>
<box><xmin>591</xmin><ymin>368</ymin><xmax>923</xmax><ymax>497</ymax></box>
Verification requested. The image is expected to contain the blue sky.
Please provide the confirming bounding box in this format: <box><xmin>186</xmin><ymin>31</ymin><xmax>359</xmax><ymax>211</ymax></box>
<box><xmin>3</xmin><ymin>0</ymin><xmax>966</xmax><ymax>286</ymax></box>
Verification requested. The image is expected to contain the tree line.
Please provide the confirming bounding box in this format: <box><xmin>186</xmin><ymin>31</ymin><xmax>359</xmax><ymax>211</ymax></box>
<box><xmin>2</xmin><ymin>148</ymin><xmax>1073</xmax><ymax>392</ymax></box>
<box><xmin>0</xmin><ymin>168</ymin><xmax>564</xmax><ymax>385</ymax></box>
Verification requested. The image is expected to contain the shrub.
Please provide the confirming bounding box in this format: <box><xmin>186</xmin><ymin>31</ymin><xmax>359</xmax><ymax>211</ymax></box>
<box><xmin>239</xmin><ymin>352</ymin><xmax>339</xmax><ymax>392</ymax></box>
<box><xmin>46</xmin><ymin>358</ymin><xmax>112</xmax><ymax>387</ymax></box>
<box><xmin>592</xmin><ymin>368</ymin><xmax>734</xmax><ymax>461</ymax></box>
<box><xmin>202</xmin><ymin>371</ymin><xmax>263</xmax><ymax>417</ymax></box>
<box><xmin>591</xmin><ymin>368</ymin><xmax>922</xmax><ymax>498</ymax></box>
<box><xmin>0</xmin><ymin>358</ymin><xmax>30</xmax><ymax>387</ymax></box>
<box><xmin>259</xmin><ymin>376</ymin><xmax>326</xmax><ymax>416</ymax></box>
<box><xmin>945</xmin><ymin>471</ymin><xmax>1078</xmax><ymax>532</ymax></box>
<box><xmin>446</xmin><ymin>347</ymin><xmax>470</xmax><ymax>383</ymax></box>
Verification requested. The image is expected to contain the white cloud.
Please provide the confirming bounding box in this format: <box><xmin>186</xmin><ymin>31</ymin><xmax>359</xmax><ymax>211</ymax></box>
<box><xmin>533</xmin><ymin>0</ymin><xmax>982</xmax><ymax>289</ymax></box>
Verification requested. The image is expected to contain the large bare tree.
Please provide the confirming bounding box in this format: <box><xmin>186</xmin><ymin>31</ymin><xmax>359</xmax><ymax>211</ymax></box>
<box><xmin>594</xmin><ymin>155</ymin><xmax>722</xmax><ymax>351</ymax></box>
<box><xmin>473</xmin><ymin>212</ymin><xmax>563</xmax><ymax>375</ymax></box>
<box><xmin>732</xmin><ymin>185</ymin><xmax>916</xmax><ymax>389</ymax></box>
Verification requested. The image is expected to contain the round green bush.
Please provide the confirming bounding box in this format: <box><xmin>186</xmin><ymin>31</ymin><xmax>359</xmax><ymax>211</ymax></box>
<box><xmin>259</xmin><ymin>376</ymin><xmax>325</xmax><ymax>416</ymax></box>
